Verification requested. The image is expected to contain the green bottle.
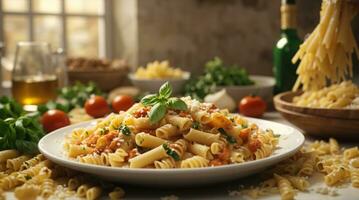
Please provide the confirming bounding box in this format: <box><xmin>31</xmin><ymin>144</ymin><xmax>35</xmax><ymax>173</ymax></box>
<box><xmin>273</xmin><ymin>0</ymin><xmax>301</xmax><ymax>94</ymax></box>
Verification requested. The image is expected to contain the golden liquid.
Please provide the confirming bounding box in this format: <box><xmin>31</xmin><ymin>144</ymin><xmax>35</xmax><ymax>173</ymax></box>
<box><xmin>12</xmin><ymin>75</ymin><xmax>58</xmax><ymax>105</ymax></box>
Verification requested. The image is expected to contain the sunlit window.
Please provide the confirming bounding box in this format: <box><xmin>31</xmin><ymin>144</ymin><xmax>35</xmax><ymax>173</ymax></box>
<box><xmin>0</xmin><ymin>0</ymin><xmax>111</xmax><ymax>58</ymax></box>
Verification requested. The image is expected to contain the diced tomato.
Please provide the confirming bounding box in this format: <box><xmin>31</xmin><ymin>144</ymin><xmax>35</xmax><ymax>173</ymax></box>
<box><xmin>248</xmin><ymin>139</ymin><xmax>262</xmax><ymax>152</ymax></box>
<box><xmin>209</xmin><ymin>159</ymin><xmax>223</xmax><ymax>166</ymax></box>
<box><xmin>218</xmin><ymin>147</ymin><xmax>230</xmax><ymax>161</ymax></box>
<box><xmin>133</xmin><ymin>107</ymin><xmax>150</xmax><ymax>118</ymax></box>
<box><xmin>84</xmin><ymin>134</ymin><xmax>99</xmax><ymax>146</ymax></box>
<box><xmin>128</xmin><ymin>148</ymin><xmax>138</xmax><ymax>160</ymax></box>
<box><xmin>108</xmin><ymin>139</ymin><xmax>119</xmax><ymax>151</ymax></box>
<box><xmin>239</xmin><ymin>128</ymin><xmax>251</xmax><ymax>142</ymax></box>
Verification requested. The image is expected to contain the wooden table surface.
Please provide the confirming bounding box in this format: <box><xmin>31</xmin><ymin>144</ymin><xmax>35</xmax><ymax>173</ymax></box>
<box><xmin>4</xmin><ymin>112</ymin><xmax>358</xmax><ymax>200</ymax></box>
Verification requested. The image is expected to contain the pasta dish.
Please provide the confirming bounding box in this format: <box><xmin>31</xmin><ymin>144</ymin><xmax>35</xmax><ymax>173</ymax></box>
<box><xmin>65</xmin><ymin>83</ymin><xmax>278</xmax><ymax>169</ymax></box>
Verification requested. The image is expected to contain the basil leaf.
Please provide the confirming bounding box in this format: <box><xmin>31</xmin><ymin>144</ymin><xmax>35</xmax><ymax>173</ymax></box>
<box><xmin>167</xmin><ymin>98</ymin><xmax>187</xmax><ymax>111</ymax></box>
<box><xmin>192</xmin><ymin>121</ymin><xmax>200</xmax><ymax>129</ymax></box>
<box><xmin>119</xmin><ymin>125</ymin><xmax>131</xmax><ymax>136</ymax></box>
<box><xmin>149</xmin><ymin>103</ymin><xmax>167</xmax><ymax>124</ymax></box>
<box><xmin>140</xmin><ymin>94</ymin><xmax>158</xmax><ymax>106</ymax></box>
<box><xmin>162</xmin><ymin>143</ymin><xmax>180</xmax><ymax>161</ymax></box>
<box><xmin>159</xmin><ymin>82</ymin><xmax>172</xmax><ymax>98</ymax></box>
<box><xmin>218</xmin><ymin>128</ymin><xmax>237</xmax><ymax>144</ymax></box>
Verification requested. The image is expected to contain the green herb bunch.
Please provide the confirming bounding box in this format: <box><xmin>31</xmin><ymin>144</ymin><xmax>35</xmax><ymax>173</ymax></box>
<box><xmin>38</xmin><ymin>81</ymin><xmax>103</xmax><ymax>114</ymax></box>
<box><xmin>141</xmin><ymin>82</ymin><xmax>188</xmax><ymax>124</ymax></box>
<box><xmin>184</xmin><ymin>57</ymin><xmax>254</xmax><ymax>100</ymax></box>
<box><xmin>0</xmin><ymin>97</ymin><xmax>44</xmax><ymax>154</ymax></box>
<box><xmin>0</xmin><ymin>96</ymin><xmax>24</xmax><ymax>119</ymax></box>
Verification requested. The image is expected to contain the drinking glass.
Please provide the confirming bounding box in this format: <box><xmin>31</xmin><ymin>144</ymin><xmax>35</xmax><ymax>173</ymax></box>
<box><xmin>12</xmin><ymin>42</ymin><xmax>58</xmax><ymax>111</ymax></box>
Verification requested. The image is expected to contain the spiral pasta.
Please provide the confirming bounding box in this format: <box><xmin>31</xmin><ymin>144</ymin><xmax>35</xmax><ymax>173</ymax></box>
<box><xmin>298</xmin><ymin>153</ymin><xmax>317</xmax><ymax>176</ymax></box>
<box><xmin>274</xmin><ymin>174</ymin><xmax>294</xmax><ymax>200</ymax></box>
<box><xmin>109</xmin><ymin>149</ymin><xmax>128</xmax><ymax>167</ymax></box>
<box><xmin>154</xmin><ymin>158</ymin><xmax>176</xmax><ymax>169</ymax></box>
<box><xmin>324</xmin><ymin>166</ymin><xmax>350</xmax><ymax>186</ymax></box>
<box><xmin>41</xmin><ymin>178</ymin><xmax>55</xmax><ymax>198</ymax></box>
<box><xmin>78</xmin><ymin>154</ymin><xmax>106</xmax><ymax>166</ymax></box>
<box><xmin>19</xmin><ymin>154</ymin><xmax>45</xmax><ymax>171</ymax></box>
<box><xmin>180</xmin><ymin>156</ymin><xmax>209</xmax><ymax>168</ymax></box>
<box><xmin>283</xmin><ymin>175</ymin><xmax>309</xmax><ymax>191</ymax></box>
<box><xmin>350</xmin><ymin>168</ymin><xmax>359</xmax><ymax>188</ymax></box>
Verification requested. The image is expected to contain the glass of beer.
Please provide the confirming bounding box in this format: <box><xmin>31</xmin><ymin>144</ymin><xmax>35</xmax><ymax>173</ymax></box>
<box><xmin>12</xmin><ymin>42</ymin><xmax>58</xmax><ymax>111</ymax></box>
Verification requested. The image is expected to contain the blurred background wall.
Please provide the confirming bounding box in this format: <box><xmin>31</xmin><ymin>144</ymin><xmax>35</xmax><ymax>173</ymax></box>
<box><xmin>114</xmin><ymin>0</ymin><xmax>359</xmax><ymax>79</ymax></box>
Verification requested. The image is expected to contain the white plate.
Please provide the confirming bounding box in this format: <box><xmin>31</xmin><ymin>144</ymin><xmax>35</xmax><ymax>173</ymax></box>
<box><xmin>39</xmin><ymin>118</ymin><xmax>304</xmax><ymax>187</ymax></box>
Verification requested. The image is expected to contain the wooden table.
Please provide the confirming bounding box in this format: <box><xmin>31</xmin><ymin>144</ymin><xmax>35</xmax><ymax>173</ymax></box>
<box><xmin>4</xmin><ymin>112</ymin><xmax>359</xmax><ymax>200</ymax></box>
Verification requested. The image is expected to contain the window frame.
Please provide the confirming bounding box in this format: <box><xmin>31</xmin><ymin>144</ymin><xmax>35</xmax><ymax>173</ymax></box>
<box><xmin>0</xmin><ymin>0</ymin><xmax>113</xmax><ymax>58</ymax></box>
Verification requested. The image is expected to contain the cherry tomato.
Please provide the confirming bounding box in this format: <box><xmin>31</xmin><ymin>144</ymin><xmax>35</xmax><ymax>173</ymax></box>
<box><xmin>111</xmin><ymin>95</ymin><xmax>134</xmax><ymax>112</ymax></box>
<box><xmin>85</xmin><ymin>96</ymin><xmax>111</xmax><ymax>118</ymax></box>
<box><xmin>239</xmin><ymin>96</ymin><xmax>267</xmax><ymax>117</ymax></box>
<box><xmin>41</xmin><ymin>109</ymin><xmax>70</xmax><ymax>133</ymax></box>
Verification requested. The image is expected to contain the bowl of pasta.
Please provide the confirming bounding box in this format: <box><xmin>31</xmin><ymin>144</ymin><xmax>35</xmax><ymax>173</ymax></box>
<box><xmin>274</xmin><ymin>81</ymin><xmax>359</xmax><ymax>120</ymax></box>
<box><xmin>129</xmin><ymin>60</ymin><xmax>190</xmax><ymax>94</ymax></box>
<box><xmin>274</xmin><ymin>81</ymin><xmax>359</xmax><ymax>137</ymax></box>
<box><xmin>39</xmin><ymin>83</ymin><xmax>304</xmax><ymax>186</ymax></box>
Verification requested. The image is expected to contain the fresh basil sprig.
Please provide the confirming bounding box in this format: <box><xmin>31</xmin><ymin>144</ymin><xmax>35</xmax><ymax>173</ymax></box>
<box><xmin>140</xmin><ymin>82</ymin><xmax>188</xmax><ymax>124</ymax></box>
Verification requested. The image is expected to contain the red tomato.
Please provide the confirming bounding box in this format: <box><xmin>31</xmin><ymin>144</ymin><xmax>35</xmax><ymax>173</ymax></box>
<box><xmin>41</xmin><ymin>109</ymin><xmax>70</xmax><ymax>133</ymax></box>
<box><xmin>85</xmin><ymin>96</ymin><xmax>111</xmax><ymax>118</ymax></box>
<box><xmin>239</xmin><ymin>96</ymin><xmax>267</xmax><ymax>117</ymax></box>
<box><xmin>111</xmin><ymin>95</ymin><xmax>134</xmax><ymax>112</ymax></box>
<box><xmin>248</xmin><ymin>139</ymin><xmax>262</xmax><ymax>152</ymax></box>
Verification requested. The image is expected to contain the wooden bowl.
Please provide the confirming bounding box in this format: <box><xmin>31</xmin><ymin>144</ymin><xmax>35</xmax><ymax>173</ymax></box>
<box><xmin>68</xmin><ymin>69</ymin><xmax>129</xmax><ymax>92</ymax></box>
<box><xmin>275</xmin><ymin>105</ymin><xmax>359</xmax><ymax>139</ymax></box>
<box><xmin>274</xmin><ymin>91</ymin><xmax>359</xmax><ymax>120</ymax></box>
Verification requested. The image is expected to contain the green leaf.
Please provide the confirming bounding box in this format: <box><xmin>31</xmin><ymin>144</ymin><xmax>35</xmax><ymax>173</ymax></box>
<box><xmin>218</xmin><ymin>128</ymin><xmax>237</xmax><ymax>144</ymax></box>
<box><xmin>159</xmin><ymin>82</ymin><xmax>172</xmax><ymax>98</ymax></box>
<box><xmin>167</xmin><ymin>98</ymin><xmax>187</xmax><ymax>111</ymax></box>
<box><xmin>162</xmin><ymin>143</ymin><xmax>180</xmax><ymax>161</ymax></box>
<box><xmin>15</xmin><ymin>140</ymin><xmax>38</xmax><ymax>154</ymax></box>
<box><xmin>149</xmin><ymin>103</ymin><xmax>167</xmax><ymax>124</ymax></box>
<box><xmin>140</xmin><ymin>94</ymin><xmax>158</xmax><ymax>106</ymax></box>
<box><xmin>119</xmin><ymin>125</ymin><xmax>131</xmax><ymax>136</ymax></box>
<box><xmin>192</xmin><ymin>121</ymin><xmax>200</xmax><ymax>129</ymax></box>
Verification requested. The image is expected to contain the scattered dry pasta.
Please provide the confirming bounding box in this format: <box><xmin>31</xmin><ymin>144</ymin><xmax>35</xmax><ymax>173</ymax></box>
<box><xmin>0</xmin><ymin>150</ymin><xmax>126</xmax><ymax>200</ymax></box>
<box><xmin>230</xmin><ymin>138</ymin><xmax>359</xmax><ymax>200</ymax></box>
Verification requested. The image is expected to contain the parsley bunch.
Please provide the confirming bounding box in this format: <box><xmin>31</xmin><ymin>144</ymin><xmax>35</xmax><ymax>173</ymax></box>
<box><xmin>184</xmin><ymin>57</ymin><xmax>254</xmax><ymax>100</ymax></box>
<box><xmin>0</xmin><ymin>97</ymin><xmax>44</xmax><ymax>154</ymax></box>
<box><xmin>141</xmin><ymin>82</ymin><xmax>188</xmax><ymax>124</ymax></box>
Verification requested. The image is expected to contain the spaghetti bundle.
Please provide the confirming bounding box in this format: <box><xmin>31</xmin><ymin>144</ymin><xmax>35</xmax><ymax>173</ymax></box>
<box><xmin>292</xmin><ymin>0</ymin><xmax>359</xmax><ymax>91</ymax></box>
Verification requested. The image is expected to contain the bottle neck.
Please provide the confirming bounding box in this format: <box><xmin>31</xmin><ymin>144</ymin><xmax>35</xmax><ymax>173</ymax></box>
<box><xmin>281</xmin><ymin>4</ymin><xmax>297</xmax><ymax>30</ymax></box>
<box><xmin>281</xmin><ymin>28</ymin><xmax>298</xmax><ymax>38</ymax></box>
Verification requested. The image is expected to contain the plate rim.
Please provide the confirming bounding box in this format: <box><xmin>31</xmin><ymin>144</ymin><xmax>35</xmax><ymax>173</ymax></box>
<box><xmin>38</xmin><ymin>117</ymin><xmax>305</xmax><ymax>174</ymax></box>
